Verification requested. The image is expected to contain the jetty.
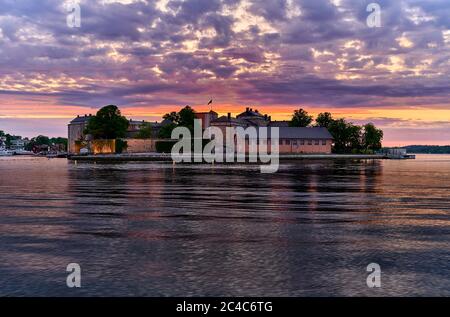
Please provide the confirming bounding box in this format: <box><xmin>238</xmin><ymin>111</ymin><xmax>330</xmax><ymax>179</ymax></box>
<box><xmin>68</xmin><ymin>153</ymin><xmax>388</xmax><ymax>162</ymax></box>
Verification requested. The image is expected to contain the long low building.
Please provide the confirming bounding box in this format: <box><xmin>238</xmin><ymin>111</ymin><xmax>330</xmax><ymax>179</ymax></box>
<box><xmin>272</xmin><ymin>127</ymin><xmax>333</xmax><ymax>154</ymax></box>
<box><xmin>210</xmin><ymin>110</ymin><xmax>333</xmax><ymax>154</ymax></box>
<box><xmin>225</xmin><ymin>127</ymin><xmax>333</xmax><ymax>154</ymax></box>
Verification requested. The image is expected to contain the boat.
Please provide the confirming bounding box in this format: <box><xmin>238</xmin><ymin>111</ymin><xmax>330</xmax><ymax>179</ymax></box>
<box><xmin>46</xmin><ymin>151</ymin><xmax>68</xmax><ymax>159</ymax></box>
<box><xmin>13</xmin><ymin>150</ymin><xmax>34</xmax><ymax>156</ymax></box>
<box><xmin>0</xmin><ymin>149</ymin><xmax>14</xmax><ymax>156</ymax></box>
<box><xmin>379</xmin><ymin>148</ymin><xmax>416</xmax><ymax>160</ymax></box>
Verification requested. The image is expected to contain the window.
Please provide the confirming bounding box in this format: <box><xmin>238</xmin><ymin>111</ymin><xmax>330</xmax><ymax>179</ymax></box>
<box><xmin>300</xmin><ymin>140</ymin><xmax>305</xmax><ymax>145</ymax></box>
<box><xmin>315</xmin><ymin>139</ymin><xmax>320</xmax><ymax>145</ymax></box>
<box><xmin>308</xmin><ymin>139</ymin><xmax>313</xmax><ymax>145</ymax></box>
<box><xmin>322</xmin><ymin>140</ymin><xmax>327</xmax><ymax>145</ymax></box>
<box><xmin>285</xmin><ymin>140</ymin><xmax>291</xmax><ymax>145</ymax></box>
<box><xmin>293</xmin><ymin>140</ymin><xmax>297</xmax><ymax>146</ymax></box>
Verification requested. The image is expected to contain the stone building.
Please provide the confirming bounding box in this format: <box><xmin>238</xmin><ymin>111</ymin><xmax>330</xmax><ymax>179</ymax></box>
<box><xmin>68</xmin><ymin>114</ymin><xmax>92</xmax><ymax>154</ymax></box>
<box><xmin>210</xmin><ymin>109</ymin><xmax>333</xmax><ymax>154</ymax></box>
<box><xmin>68</xmin><ymin>114</ymin><xmax>169</xmax><ymax>154</ymax></box>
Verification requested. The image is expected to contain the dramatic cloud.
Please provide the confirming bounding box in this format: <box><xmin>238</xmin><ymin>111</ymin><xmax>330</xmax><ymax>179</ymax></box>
<box><xmin>0</xmin><ymin>0</ymin><xmax>449</xmax><ymax>144</ymax></box>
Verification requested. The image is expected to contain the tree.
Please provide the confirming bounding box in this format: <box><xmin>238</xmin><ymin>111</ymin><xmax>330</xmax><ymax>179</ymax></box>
<box><xmin>363</xmin><ymin>123</ymin><xmax>383</xmax><ymax>152</ymax></box>
<box><xmin>163</xmin><ymin>111</ymin><xmax>180</xmax><ymax>123</ymax></box>
<box><xmin>136</xmin><ymin>122</ymin><xmax>153</xmax><ymax>139</ymax></box>
<box><xmin>328</xmin><ymin>119</ymin><xmax>349</xmax><ymax>154</ymax></box>
<box><xmin>5</xmin><ymin>134</ymin><xmax>12</xmax><ymax>148</ymax></box>
<box><xmin>84</xmin><ymin>105</ymin><xmax>129</xmax><ymax>139</ymax></box>
<box><xmin>327</xmin><ymin>119</ymin><xmax>364</xmax><ymax>154</ymax></box>
<box><xmin>158</xmin><ymin>122</ymin><xmax>177</xmax><ymax>139</ymax></box>
<box><xmin>160</xmin><ymin>105</ymin><xmax>196</xmax><ymax>135</ymax></box>
<box><xmin>290</xmin><ymin>108</ymin><xmax>313</xmax><ymax>127</ymax></box>
<box><xmin>347</xmin><ymin>124</ymin><xmax>363</xmax><ymax>153</ymax></box>
<box><xmin>0</xmin><ymin>131</ymin><xmax>6</xmax><ymax>148</ymax></box>
<box><xmin>315</xmin><ymin>112</ymin><xmax>334</xmax><ymax>128</ymax></box>
<box><xmin>178</xmin><ymin>106</ymin><xmax>196</xmax><ymax>131</ymax></box>
<box><xmin>35</xmin><ymin>135</ymin><xmax>51</xmax><ymax>146</ymax></box>
<box><xmin>50</xmin><ymin>137</ymin><xmax>68</xmax><ymax>151</ymax></box>
<box><xmin>25</xmin><ymin>135</ymin><xmax>51</xmax><ymax>151</ymax></box>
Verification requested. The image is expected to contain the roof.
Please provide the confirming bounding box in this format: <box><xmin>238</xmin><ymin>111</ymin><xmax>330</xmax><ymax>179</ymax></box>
<box><xmin>211</xmin><ymin>116</ymin><xmax>247</xmax><ymax>125</ymax></box>
<box><xmin>237</xmin><ymin>108</ymin><xmax>265</xmax><ymax>118</ymax></box>
<box><xmin>281</xmin><ymin>127</ymin><xmax>332</xmax><ymax>139</ymax></box>
<box><xmin>131</xmin><ymin>119</ymin><xmax>173</xmax><ymax>127</ymax></box>
<box><xmin>196</xmin><ymin>110</ymin><xmax>218</xmax><ymax>115</ymax></box>
<box><xmin>70</xmin><ymin>115</ymin><xmax>93</xmax><ymax>124</ymax></box>
<box><xmin>129</xmin><ymin>120</ymin><xmax>146</xmax><ymax>125</ymax></box>
<box><xmin>255</xmin><ymin>127</ymin><xmax>333</xmax><ymax>139</ymax></box>
<box><xmin>269</xmin><ymin>121</ymin><xmax>290</xmax><ymax>127</ymax></box>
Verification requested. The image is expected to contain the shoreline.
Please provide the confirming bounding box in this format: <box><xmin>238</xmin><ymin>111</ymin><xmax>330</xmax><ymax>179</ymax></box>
<box><xmin>68</xmin><ymin>153</ymin><xmax>388</xmax><ymax>162</ymax></box>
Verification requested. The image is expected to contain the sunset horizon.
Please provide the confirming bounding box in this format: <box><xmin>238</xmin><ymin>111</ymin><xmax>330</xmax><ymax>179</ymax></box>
<box><xmin>1</xmin><ymin>0</ymin><xmax>449</xmax><ymax>147</ymax></box>
<box><xmin>1</xmin><ymin>102</ymin><xmax>450</xmax><ymax>146</ymax></box>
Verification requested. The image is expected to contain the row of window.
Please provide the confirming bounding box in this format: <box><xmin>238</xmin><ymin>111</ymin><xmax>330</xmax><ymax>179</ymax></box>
<box><xmin>246</xmin><ymin>139</ymin><xmax>328</xmax><ymax>146</ymax></box>
<box><xmin>281</xmin><ymin>139</ymin><xmax>327</xmax><ymax>146</ymax></box>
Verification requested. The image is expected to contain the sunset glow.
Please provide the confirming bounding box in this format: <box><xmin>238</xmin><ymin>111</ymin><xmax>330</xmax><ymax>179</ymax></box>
<box><xmin>0</xmin><ymin>0</ymin><xmax>449</xmax><ymax>146</ymax></box>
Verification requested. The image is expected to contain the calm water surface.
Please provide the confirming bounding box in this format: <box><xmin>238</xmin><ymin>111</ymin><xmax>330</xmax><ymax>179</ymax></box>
<box><xmin>0</xmin><ymin>155</ymin><xmax>450</xmax><ymax>296</ymax></box>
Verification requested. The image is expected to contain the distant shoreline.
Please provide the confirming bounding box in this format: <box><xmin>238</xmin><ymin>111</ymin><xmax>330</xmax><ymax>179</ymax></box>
<box><xmin>402</xmin><ymin>145</ymin><xmax>450</xmax><ymax>154</ymax></box>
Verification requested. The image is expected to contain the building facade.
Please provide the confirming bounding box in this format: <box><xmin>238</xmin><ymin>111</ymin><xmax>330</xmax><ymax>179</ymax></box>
<box><xmin>194</xmin><ymin>110</ymin><xmax>219</xmax><ymax>129</ymax></box>
<box><xmin>68</xmin><ymin>114</ymin><xmax>171</xmax><ymax>154</ymax></box>
<box><xmin>210</xmin><ymin>109</ymin><xmax>333</xmax><ymax>154</ymax></box>
<box><xmin>68</xmin><ymin>108</ymin><xmax>334</xmax><ymax>155</ymax></box>
<box><xmin>68</xmin><ymin>115</ymin><xmax>92</xmax><ymax>154</ymax></box>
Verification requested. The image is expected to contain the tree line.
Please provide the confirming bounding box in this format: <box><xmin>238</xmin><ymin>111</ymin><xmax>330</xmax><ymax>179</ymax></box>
<box><xmin>290</xmin><ymin>109</ymin><xmax>384</xmax><ymax>154</ymax></box>
<box><xmin>403</xmin><ymin>145</ymin><xmax>450</xmax><ymax>154</ymax></box>
<box><xmin>0</xmin><ymin>130</ymin><xmax>68</xmax><ymax>151</ymax></box>
<box><xmin>81</xmin><ymin>105</ymin><xmax>383</xmax><ymax>154</ymax></box>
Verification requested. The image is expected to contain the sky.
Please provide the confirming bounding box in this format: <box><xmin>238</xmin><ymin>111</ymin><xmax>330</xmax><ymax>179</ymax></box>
<box><xmin>0</xmin><ymin>0</ymin><xmax>449</xmax><ymax>146</ymax></box>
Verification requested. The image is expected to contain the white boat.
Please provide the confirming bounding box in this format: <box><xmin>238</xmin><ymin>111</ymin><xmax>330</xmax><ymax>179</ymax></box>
<box><xmin>14</xmin><ymin>149</ymin><xmax>34</xmax><ymax>156</ymax></box>
<box><xmin>0</xmin><ymin>149</ymin><xmax>14</xmax><ymax>156</ymax></box>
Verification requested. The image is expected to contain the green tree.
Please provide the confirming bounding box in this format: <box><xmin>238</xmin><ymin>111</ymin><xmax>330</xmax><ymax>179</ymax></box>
<box><xmin>84</xmin><ymin>105</ymin><xmax>129</xmax><ymax>139</ymax></box>
<box><xmin>328</xmin><ymin>119</ymin><xmax>363</xmax><ymax>154</ymax></box>
<box><xmin>363</xmin><ymin>123</ymin><xmax>383</xmax><ymax>152</ymax></box>
<box><xmin>178</xmin><ymin>106</ymin><xmax>196</xmax><ymax>131</ymax></box>
<box><xmin>50</xmin><ymin>137</ymin><xmax>68</xmax><ymax>151</ymax></box>
<box><xmin>0</xmin><ymin>131</ymin><xmax>6</xmax><ymax>148</ymax></box>
<box><xmin>290</xmin><ymin>108</ymin><xmax>313</xmax><ymax>127</ymax></box>
<box><xmin>35</xmin><ymin>135</ymin><xmax>51</xmax><ymax>146</ymax></box>
<box><xmin>328</xmin><ymin>119</ymin><xmax>348</xmax><ymax>154</ymax></box>
<box><xmin>160</xmin><ymin>106</ymin><xmax>196</xmax><ymax>137</ymax></box>
<box><xmin>136</xmin><ymin>122</ymin><xmax>153</xmax><ymax>139</ymax></box>
<box><xmin>163</xmin><ymin>111</ymin><xmax>180</xmax><ymax>123</ymax></box>
<box><xmin>25</xmin><ymin>135</ymin><xmax>51</xmax><ymax>151</ymax></box>
<box><xmin>315</xmin><ymin>112</ymin><xmax>334</xmax><ymax>128</ymax></box>
<box><xmin>347</xmin><ymin>124</ymin><xmax>363</xmax><ymax>153</ymax></box>
<box><xmin>158</xmin><ymin>122</ymin><xmax>177</xmax><ymax>139</ymax></box>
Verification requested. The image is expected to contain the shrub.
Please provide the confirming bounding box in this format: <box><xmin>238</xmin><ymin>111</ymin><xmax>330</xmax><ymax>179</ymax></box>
<box><xmin>116</xmin><ymin>139</ymin><xmax>128</xmax><ymax>154</ymax></box>
<box><xmin>156</xmin><ymin>140</ymin><xmax>177</xmax><ymax>153</ymax></box>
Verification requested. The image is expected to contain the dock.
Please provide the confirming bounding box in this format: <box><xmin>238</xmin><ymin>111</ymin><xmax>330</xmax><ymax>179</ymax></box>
<box><xmin>68</xmin><ymin>153</ymin><xmax>388</xmax><ymax>162</ymax></box>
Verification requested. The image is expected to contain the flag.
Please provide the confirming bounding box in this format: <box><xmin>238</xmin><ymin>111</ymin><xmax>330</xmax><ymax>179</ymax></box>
<box><xmin>208</xmin><ymin>99</ymin><xmax>213</xmax><ymax>105</ymax></box>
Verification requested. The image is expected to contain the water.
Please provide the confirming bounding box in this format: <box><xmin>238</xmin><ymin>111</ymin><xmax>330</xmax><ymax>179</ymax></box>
<box><xmin>0</xmin><ymin>155</ymin><xmax>450</xmax><ymax>296</ymax></box>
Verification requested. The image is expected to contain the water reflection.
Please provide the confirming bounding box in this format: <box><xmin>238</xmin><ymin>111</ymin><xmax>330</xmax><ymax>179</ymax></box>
<box><xmin>0</xmin><ymin>155</ymin><xmax>450</xmax><ymax>296</ymax></box>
